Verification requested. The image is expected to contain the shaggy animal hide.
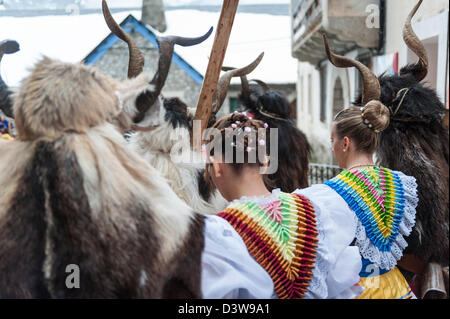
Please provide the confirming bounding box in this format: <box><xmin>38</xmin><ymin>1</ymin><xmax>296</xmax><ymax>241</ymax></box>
<box><xmin>128</xmin><ymin>97</ymin><xmax>228</xmax><ymax>215</ymax></box>
<box><xmin>0</xmin><ymin>40</ymin><xmax>19</xmax><ymax>118</ymax></box>
<box><xmin>0</xmin><ymin>58</ymin><xmax>205</xmax><ymax>298</ymax></box>
<box><xmin>356</xmin><ymin>72</ymin><xmax>449</xmax><ymax>266</ymax></box>
<box><xmin>0</xmin><ymin>74</ymin><xmax>13</xmax><ymax>118</ymax></box>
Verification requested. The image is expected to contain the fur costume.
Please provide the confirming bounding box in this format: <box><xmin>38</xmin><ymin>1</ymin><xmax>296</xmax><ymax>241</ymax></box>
<box><xmin>0</xmin><ymin>57</ymin><xmax>205</xmax><ymax>298</ymax></box>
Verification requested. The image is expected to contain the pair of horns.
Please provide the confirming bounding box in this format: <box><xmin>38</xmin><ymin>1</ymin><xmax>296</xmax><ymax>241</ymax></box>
<box><xmin>209</xmin><ymin>52</ymin><xmax>265</xmax><ymax>122</ymax></box>
<box><xmin>0</xmin><ymin>40</ymin><xmax>20</xmax><ymax>118</ymax></box>
<box><xmin>323</xmin><ymin>0</ymin><xmax>428</xmax><ymax>105</ymax></box>
<box><xmin>102</xmin><ymin>0</ymin><xmax>213</xmax><ymax>122</ymax></box>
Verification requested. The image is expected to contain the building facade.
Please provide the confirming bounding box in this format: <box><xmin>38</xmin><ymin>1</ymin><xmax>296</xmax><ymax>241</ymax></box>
<box><xmin>291</xmin><ymin>0</ymin><xmax>449</xmax><ymax>164</ymax></box>
<box><xmin>83</xmin><ymin>15</ymin><xmax>203</xmax><ymax>108</ymax></box>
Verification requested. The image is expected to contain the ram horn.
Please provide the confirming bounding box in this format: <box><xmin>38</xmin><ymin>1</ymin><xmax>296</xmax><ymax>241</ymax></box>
<box><xmin>150</xmin><ymin>28</ymin><xmax>213</xmax><ymax>97</ymax></box>
<box><xmin>249</xmin><ymin>79</ymin><xmax>270</xmax><ymax>93</ymax></box>
<box><xmin>132</xmin><ymin>27</ymin><xmax>214</xmax><ymax>123</ymax></box>
<box><xmin>209</xmin><ymin>52</ymin><xmax>264</xmax><ymax>123</ymax></box>
<box><xmin>322</xmin><ymin>34</ymin><xmax>380</xmax><ymax>105</ymax></box>
<box><xmin>222</xmin><ymin>65</ymin><xmax>251</xmax><ymax>103</ymax></box>
<box><xmin>402</xmin><ymin>0</ymin><xmax>429</xmax><ymax>81</ymax></box>
<box><xmin>102</xmin><ymin>0</ymin><xmax>145</xmax><ymax>79</ymax></box>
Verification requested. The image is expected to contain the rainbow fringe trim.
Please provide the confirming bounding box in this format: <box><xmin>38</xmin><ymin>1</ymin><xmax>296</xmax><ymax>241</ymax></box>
<box><xmin>324</xmin><ymin>166</ymin><xmax>405</xmax><ymax>252</ymax></box>
<box><xmin>1</xmin><ymin>133</ymin><xmax>14</xmax><ymax>141</ymax></box>
<box><xmin>218</xmin><ymin>192</ymin><xmax>318</xmax><ymax>299</ymax></box>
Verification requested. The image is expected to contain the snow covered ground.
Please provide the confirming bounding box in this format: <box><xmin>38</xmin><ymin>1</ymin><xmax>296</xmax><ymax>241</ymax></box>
<box><xmin>0</xmin><ymin>8</ymin><xmax>297</xmax><ymax>87</ymax></box>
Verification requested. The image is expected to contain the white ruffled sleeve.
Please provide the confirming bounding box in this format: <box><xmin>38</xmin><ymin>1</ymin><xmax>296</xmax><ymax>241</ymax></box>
<box><xmin>294</xmin><ymin>184</ymin><xmax>364</xmax><ymax>299</ymax></box>
<box><xmin>201</xmin><ymin>215</ymin><xmax>275</xmax><ymax>299</ymax></box>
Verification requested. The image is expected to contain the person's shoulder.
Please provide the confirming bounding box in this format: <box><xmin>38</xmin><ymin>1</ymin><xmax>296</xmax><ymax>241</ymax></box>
<box><xmin>293</xmin><ymin>184</ymin><xmax>345</xmax><ymax>205</ymax></box>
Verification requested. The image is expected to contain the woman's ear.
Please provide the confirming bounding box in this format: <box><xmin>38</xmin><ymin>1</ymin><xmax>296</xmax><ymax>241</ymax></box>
<box><xmin>343</xmin><ymin>136</ymin><xmax>350</xmax><ymax>152</ymax></box>
<box><xmin>259</xmin><ymin>155</ymin><xmax>270</xmax><ymax>175</ymax></box>
<box><xmin>210</xmin><ymin>157</ymin><xmax>222</xmax><ymax>178</ymax></box>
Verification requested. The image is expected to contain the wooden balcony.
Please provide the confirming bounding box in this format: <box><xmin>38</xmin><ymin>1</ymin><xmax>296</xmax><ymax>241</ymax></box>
<box><xmin>291</xmin><ymin>0</ymin><xmax>380</xmax><ymax>65</ymax></box>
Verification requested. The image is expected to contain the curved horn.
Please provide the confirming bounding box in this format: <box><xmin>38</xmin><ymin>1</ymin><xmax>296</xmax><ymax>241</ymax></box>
<box><xmin>210</xmin><ymin>52</ymin><xmax>264</xmax><ymax>120</ymax></box>
<box><xmin>0</xmin><ymin>40</ymin><xmax>20</xmax><ymax>118</ymax></box>
<box><xmin>322</xmin><ymin>34</ymin><xmax>380</xmax><ymax>105</ymax></box>
<box><xmin>222</xmin><ymin>65</ymin><xmax>250</xmax><ymax>102</ymax></box>
<box><xmin>402</xmin><ymin>0</ymin><xmax>428</xmax><ymax>81</ymax></box>
<box><xmin>151</xmin><ymin>27</ymin><xmax>214</xmax><ymax>94</ymax></box>
<box><xmin>249</xmin><ymin>79</ymin><xmax>270</xmax><ymax>93</ymax></box>
<box><xmin>133</xmin><ymin>27</ymin><xmax>213</xmax><ymax>123</ymax></box>
<box><xmin>102</xmin><ymin>0</ymin><xmax>145</xmax><ymax>78</ymax></box>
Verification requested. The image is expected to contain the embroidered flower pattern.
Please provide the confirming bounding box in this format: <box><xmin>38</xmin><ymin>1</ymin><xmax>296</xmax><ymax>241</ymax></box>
<box><xmin>264</xmin><ymin>200</ymin><xmax>283</xmax><ymax>225</ymax></box>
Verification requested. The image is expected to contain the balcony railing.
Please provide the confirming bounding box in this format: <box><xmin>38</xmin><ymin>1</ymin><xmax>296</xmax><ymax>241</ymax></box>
<box><xmin>292</xmin><ymin>0</ymin><xmax>322</xmax><ymax>45</ymax></box>
<box><xmin>308</xmin><ymin>163</ymin><xmax>342</xmax><ymax>185</ymax></box>
<box><xmin>291</xmin><ymin>0</ymin><xmax>380</xmax><ymax>65</ymax></box>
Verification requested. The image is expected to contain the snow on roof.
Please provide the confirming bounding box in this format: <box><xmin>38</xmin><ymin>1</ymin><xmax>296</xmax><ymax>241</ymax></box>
<box><xmin>0</xmin><ymin>9</ymin><xmax>297</xmax><ymax>87</ymax></box>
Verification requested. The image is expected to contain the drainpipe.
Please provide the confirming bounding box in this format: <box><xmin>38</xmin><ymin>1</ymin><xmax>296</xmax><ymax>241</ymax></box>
<box><xmin>377</xmin><ymin>0</ymin><xmax>386</xmax><ymax>55</ymax></box>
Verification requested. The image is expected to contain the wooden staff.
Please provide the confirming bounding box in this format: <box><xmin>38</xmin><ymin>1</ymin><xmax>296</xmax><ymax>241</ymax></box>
<box><xmin>192</xmin><ymin>0</ymin><xmax>240</xmax><ymax>150</ymax></box>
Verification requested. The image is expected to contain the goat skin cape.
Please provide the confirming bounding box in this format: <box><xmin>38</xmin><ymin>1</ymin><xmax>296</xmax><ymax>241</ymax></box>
<box><xmin>0</xmin><ymin>56</ymin><xmax>205</xmax><ymax>298</ymax></box>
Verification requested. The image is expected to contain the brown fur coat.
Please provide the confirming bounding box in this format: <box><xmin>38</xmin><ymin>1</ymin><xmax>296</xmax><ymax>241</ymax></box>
<box><xmin>0</xmin><ymin>58</ymin><xmax>205</xmax><ymax>298</ymax></box>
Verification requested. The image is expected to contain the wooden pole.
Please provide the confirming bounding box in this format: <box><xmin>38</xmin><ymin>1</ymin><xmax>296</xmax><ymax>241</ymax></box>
<box><xmin>192</xmin><ymin>0</ymin><xmax>239</xmax><ymax>150</ymax></box>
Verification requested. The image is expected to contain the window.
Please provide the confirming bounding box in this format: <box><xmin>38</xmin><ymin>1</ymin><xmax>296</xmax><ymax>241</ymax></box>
<box><xmin>320</xmin><ymin>65</ymin><xmax>327</xmax><ymax>123</ymax></box>
<box><xmin>332</xmin><ymin>77</ymin><xmax>344</xmax><ymax>119</ymax></box>
<box><xmin>408</xmin><ymin>36</ymin><xmax>438</xmax><ymax>92</ymax></box>
<box><xmin>308</xmin><ymin>74</ymin><xmax>313</xmax><ymax>118</ymax></box>
<box><xmin>299</xmin><ymin>75</ymin><xmax>304</xmax><ymax>114</ymax></box>
<box><xmin>229</xmin><ymin>97</ymin><xmax>239</xmax><ymax>113</ymax></box>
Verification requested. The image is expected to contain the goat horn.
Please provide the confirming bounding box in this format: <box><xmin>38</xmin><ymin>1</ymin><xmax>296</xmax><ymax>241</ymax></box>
<box><xmin>249</xmin><ymin>79</ymin><xmax>270</xmax><ymax>93</ymax></box>
<box><xmin>322</xmin><ymin>34</ymin><xmax>380</xmax><ymax>105</ymax></box>
<box><xmin>222</xmin><ymin>65</ymin><xmax>250</xmax><ymax>102</ymax></box>
<box><xmin>102</xmin><ymin>0</ymin><xmax>145</xmax><ymax>78</ymax></box>
<box><xmin>402</xmin><ymin>0</ymin><xmax>428</xmax><ymax>81</ymax></box>
<box><xmin>150</xmin><ymin>27</ymin><xmax>214</xmax><ymax>94</ymax></box>
<box><xmin>210</xmin><ymin>52</ymin><xmax>264</xmax><ymax>120</ymax></box>
<box><xmin>133</xmin><ymin>27</ymin><xmax>213</xmax><ymax>123</ymax></box>
<box><xmin>0</xmin><ymin>40</ymin><xmax>20</xmax><ymax>118</ymax></box>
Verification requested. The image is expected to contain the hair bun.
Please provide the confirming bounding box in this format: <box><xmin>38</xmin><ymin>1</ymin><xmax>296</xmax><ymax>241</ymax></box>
<box><xmin>362</xmin><ymin>100</ymin><xmax>390</xmax><ymax>133</ymax></box>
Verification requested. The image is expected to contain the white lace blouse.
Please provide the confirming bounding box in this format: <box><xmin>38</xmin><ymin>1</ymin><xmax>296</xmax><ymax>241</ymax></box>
<box><xmin>201</xmin><ymin>186</ymin><xmax>364</xmax><ymax>299</ymax></box>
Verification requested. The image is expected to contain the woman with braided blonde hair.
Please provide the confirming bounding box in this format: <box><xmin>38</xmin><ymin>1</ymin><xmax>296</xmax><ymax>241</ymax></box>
<box><xmin>323</xmin><ymin>34</ymin><xmax>418</xmax><ymax>299</ymax></box>
<box><xmin>200</xmin><ymin>112</ymin><xmax>363</xmax><ymax>299</ymax></box>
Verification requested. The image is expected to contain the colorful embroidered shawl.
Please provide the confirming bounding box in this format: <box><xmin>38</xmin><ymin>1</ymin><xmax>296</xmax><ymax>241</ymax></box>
<box><xmin>324</xmin><ymin>166</ymin><xmax>406</xmax><ymax>253</ymax></box>
<box><xmin>218</xmin><ymin>192</ymin><xmax>318</xmax><ymax>299</ymax></box>
<box><xmin>1</xmin><ymin>133</ymin><xmax>14</xmax><ymax>141</ymax></box>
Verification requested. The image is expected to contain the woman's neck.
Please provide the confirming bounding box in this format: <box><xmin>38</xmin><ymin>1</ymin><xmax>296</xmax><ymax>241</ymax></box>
<box><xmin>344</xmin><ymin>152</ymin><xmax>375</xmax><ymax>171</ymax></box>
<box><xmin>228</xmin><ymin>169</ymin><xmax>272</xmax><ymax>202</ymax></box>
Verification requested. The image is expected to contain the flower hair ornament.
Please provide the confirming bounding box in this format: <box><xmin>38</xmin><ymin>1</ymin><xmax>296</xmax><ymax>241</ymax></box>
<box><xmin>360</xmin><ymin>107</ymin><xmax>380</xmax><ymax>133</ymax></box>
<box><xmin>225</xmin><ymin>112</ymin><xmax>267</xmax><ymax>153</ymax></box>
